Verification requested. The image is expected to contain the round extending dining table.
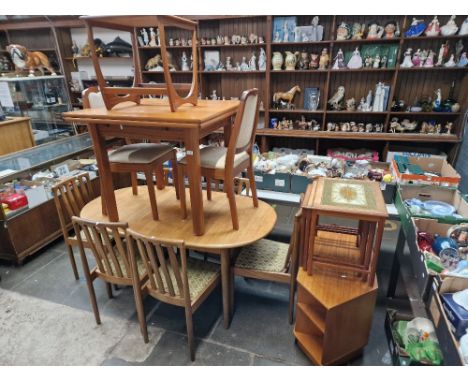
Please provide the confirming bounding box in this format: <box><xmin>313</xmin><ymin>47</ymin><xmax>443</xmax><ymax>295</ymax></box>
<box><xmin>80</xmin><ymin>185</ymin><xmax>277</xmax><ymax>328</ymax></box>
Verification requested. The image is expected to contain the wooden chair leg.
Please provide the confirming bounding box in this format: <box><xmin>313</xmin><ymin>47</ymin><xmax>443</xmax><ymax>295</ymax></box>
<box><xmin>80</xmin><ymin>254</ymin><xmax>101</xmax><ymax>325</ymax></box>
<box><xmin>66</xmin><ymin>244</ymin><xmax>79</xmax><ymax>280</ymax></box>
<box><xmin>171</xmin><ymin>151</ymin><xmax>180</xmax><ymax>200</ymax></box>
<box><xmin>246</xmin><ymin>164</ymin><xmax>259</xmax><ymax>208</ymax></box>
<box><xmin>178</xmin><ymin>165</ymin><xmax>187</xmax><ymax>219</ymax></box>
<box><xmin>106</xmin><ymin>282</ymin><xmax>113</xmax><ymax>299</ymax></box>
<box><xmin>155</xmin><ymin>164</ymin><xmax>165</xmax><ymax>190</ymax></box>
<box><xmin>131</xmin><ymin>172</ymin><xmax>138</xmax><ymax>195</ymax></box>
<box><xmin>225</xmin><ymin>178</ymin><xmax>239</xmax><ymax>230</ymax></box>
<box><xmin>133</xmin><ymin>283</ymin><xmax>149</xmax><ymax>343</ymax></box>
<box><xmin>145</xmin><ymin>170</ymin><xmax>159</xmax><ymax>220</ymax></box>
<box><xmin>206</xmin><ymin>176</ymin><xmax>212</xmax><ymax>201</ymax></box>
<box><xmin>288</xmin><ymin>277</ymin><xmax>296</xmax><ymax>325</ymax></box>
<box><xmin>184</xmin><ymin>305</ymin><xmax>195</xmax><ymax>361</ymax></box>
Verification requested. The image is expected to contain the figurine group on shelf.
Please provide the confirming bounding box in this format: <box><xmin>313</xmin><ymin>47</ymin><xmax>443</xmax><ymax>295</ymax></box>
<box><xmin>200</xmin><ymin>33</ymin><xmax>264</xmax><ymax>46</ymax></box>
<box><xmin>145</xmin><ymin>51</ymin><xmax>192</xmax><ymax>72</ymax></box>
<box><xmin>271</xmin><ymin>48</ymin><xmax>329</xmax><ymax>70</ymax></box>
<box><xmin>326</xmin><ymin>121</ymin><xmax>383</xmax><ymax>133</ymax></box>
<box><xmin>389</xmin><ymin>118</ymin><xmax>454</xmax><ymax>135</ymax></box>
<box><xmin>138</xmin><ymin>27</ymin><xmax>162</xmax><ymax>47</ymax></box>
<box><xmin>331</xmin><ymin>47</ymin><xmax>390</xmax><ymax>70</ymax></box>
<box><xmin>400</xmin><ymin>41</ymin><xmax>467</xmax><ymax>68</ymax></box>
<box><xmin>327</xmin><ymin>83</ymin><xmax>390</xmax><ymax>112</ymax></box>
<box><xmin>270</xmin><ymin>116</ymin><xmax>320</xmax><ymax>131</ymax></box>
<box><xmin>336</xmin><ymin>20</ymin><xmax>400</xmax><ymax>40</ymax></box>
<box><xmin>204</xmin><ymin>48</ymin><xmax>266</xmax><ymax>72</ymax></box>
<box><xmin>0</xmin><ymin>56</ymin><xmax>12</xmax><ymax>72</ymax></box>
<box><xmin>405</xmin><ymin>16</ymin><xmax>468</xmax><ymax>38</ymax></box>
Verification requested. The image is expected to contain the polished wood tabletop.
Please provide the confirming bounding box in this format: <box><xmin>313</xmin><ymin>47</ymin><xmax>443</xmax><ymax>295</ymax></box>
<box><xmin>81</xmin><ymin>185</ymin><xmax>277</xmax><ymax>328</ymax></box>
<box><xmin>63</xmin><ymin>98</ymin><xmax>240</xmax><ymax>127</ymax></box>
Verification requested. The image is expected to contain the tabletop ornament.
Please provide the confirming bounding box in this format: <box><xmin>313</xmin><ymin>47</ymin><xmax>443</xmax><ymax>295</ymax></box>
<box><xmin>272</xmin><ymin>85</ymin><xmax>301</xmax><ymax>110</ymax></box>
<box><xmin>249</xmin><ymin>52</ymin><xmax>257</xmax><ymax>71</ymax></box>
<box><xmin>425</xmin><ymin>16</ymin><xmax>441</xmax><ymax>36</ymax></box>
<box><xmin>347</xmin><ymin>47</ymin><xmax>363</xmax><ymax>69</ymax></box>
<box><xmin>351</xmin><ymin>23</ymin><xmax>365</xmax><ymax>40</ymax></box>
<box><xmin>272</xmin><ymin>51</ymin><xmax>284</xmax><ymax>70</ymax></box>
<box><xmin>319</xmin><ymin>48</ymin><xmax>330</xmax><ymax>70</ymax></box>
<box><xmin>141</xmin><ymin>28</ymin><xmax>149</xmax><ymax>46</ymax></box>
<box><xmin>436</xmin><ymin>42</ymin><xmax>449</xmax><ymax>66</ymax></box>
<box><xmin>405</xmin><ymin>18</ymin><xmax>427</xmax><ymax>37</ymax></box>
<box><xmin>459</xmin><ymin>17</ymin><xmax>468</xmax><ymax>35</ymax></box>
<box><xmin>444</xmin><ymin>54</ymin><xmax>456</xmax><ymax>67</ymax></box>
<box><xmin>258</xmin><ymin>48</ymin><xmax>267</xmax><ymax>71</ymax></box>
<box><xmin>401</xmin><ymin>48</ymin><xmax>414</xmax><ymax>67</ymax></box>
<box><xmin>149</xmin><ymin>27</ymin><xmax>158</xmax><ymax>47</ymax></box>
<box><xmin>309</xmin><ymin>53</ymin><xmax>319</xmax><ymax>69</ymax></box>
<box><xmin>240</xmin><ymin>57</ymin><xmax>249</xmax><ymax>71</ymax></box>
<box><xmin>383</xmin><ymin>21</ymin><xmax>399</xmax><ymax>38</ymax></box>
<box><xmin>458</xmin><ymin>52</ymin><xmax>468</xmax><ymax>67</ymax></box>
<box><xmin>71</xmin><ymin>41</ymin><xmax>80</xmax><ymax>57</ymax></box>
<box><xmin>441</xmin><ymin>15</ymin><xmax>459</xmax><ymax>36</ymax></box>
<box><xmin>6</xmin><ymin>44</ymin><xmax>56</xmax><ymax>77</ymax></box>
<box><xmin>336</xmin><ymin>22</ymin><xmax>351</xmax><ymax>40</ymax></box>
<box><xmin>366</xmin><ymin>22</ymin><xmax>384</xmax><ymax>39</ymax></box>
<box><xmin>297</xmin><ymin>51</ymin><xmax>309</xmax><ymax>70</ymax></box>
<box><xmin>412</xmin><ymin>49</ymin><xmax>421</xmax><ymax>66</ymax></box>
<box><xmin>181</xmin><ymin>51</ymin><xmax>190</xmax><ymax>71</ymax></box>
<box><xmin>332</xmin><ymin>48</ymin><xmax>346</xmax><ymax>69</ymax></box>
<box><xmin>310</xmin><ymin>16</ymin><xmax>324</xmax><ymax>41</ymax></box>
<box><xmin>327</xmin><ymin>86</ymin><xmax>345</xmax><ymax>110</ymax></box>
<box><xmin>284</xmin><ymin>51</ymin><xmax>298</xmax><ymax>70</ymax></box>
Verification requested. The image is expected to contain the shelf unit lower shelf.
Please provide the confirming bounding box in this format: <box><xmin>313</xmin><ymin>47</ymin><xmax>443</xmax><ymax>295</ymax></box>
<box><xmin>294</xmin><ymin>268</ymin><xmax>378</xmax><ymax>365</ymax></box>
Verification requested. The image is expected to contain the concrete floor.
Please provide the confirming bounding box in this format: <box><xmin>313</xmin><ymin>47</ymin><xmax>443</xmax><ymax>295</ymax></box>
<box><xmin>0</xmin><ymin>201</ymin><xmax>418</xmax><ymax>366</ymax></box>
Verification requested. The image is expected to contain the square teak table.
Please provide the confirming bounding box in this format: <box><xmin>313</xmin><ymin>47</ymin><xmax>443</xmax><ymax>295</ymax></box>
<box><xmin>63</xmin><ymin>98</ymin><xmax>240</xmax><ymax>236</ymax></box>
<box><xmin>300</xmin><ymin>177</ymin><xmax>388</xmax><ymax>286</ymax></box>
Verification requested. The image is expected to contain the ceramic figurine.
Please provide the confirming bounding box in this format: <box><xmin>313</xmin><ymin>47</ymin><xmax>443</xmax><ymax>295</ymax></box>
<box><xmin>436</xmin><ymin>42</ymin><xmax>449</xmax><ymax>66</ymax></box>
<box><xmin>249</xmin><ymin>33</ymin><xmax>258</xmax><ymax>44</ymax></box>
<box><xmin>459</xmin><ymin>17</ymin><xmax>468</xmax><ymax>35</ymax></box>
<box><xmin>210</xmin><ymin>38</ymin><xmax>216</xmax><ymax>45</ymax></box>
<box><xmin>249</xmin><ymin>52</ymin><xmax>257</xmax><ymax>71</ymax></box>
<box><xmin>148</xmin><ymin>27</ymin><xmax>157</xmax><ymax>47</ymax></box>
<box><xmin>350</xmin><ymin>121</ymin><xmax>358</xmax><ymax>132</ymax></box>
<box><xmin>365</xmin><ymin>123</ymin><xmax>373</xmax><ymax>133</ymax></box>
<box><xmin>326</xmin><ymin>122</ymin><xmax>334</xmax><ymax>131</ymax></box>
<box><xmin>346</xmin><ymin>97</ymin><xmax>356</xmax><ymax>111</ymax></box>
<box><xmin>444</xmin><ymin>54</ymin><xmax>456</xmax><ymax>67</ymax></box>
<box><xmin>71</xmin><ymin>41</ymin><xmax>79</xmax><ymax>57</ymax></box>
<box><xmin>241</xmin><ymin>36</ymin><xmax>248</xmax><ymax>45</ymax></box>
<box><xmin>336</xmin><ymin>22</ymin><xmax>351</xmax><ymax>40</ymax></box>
<box><xmin>216</xmin><ymin>61</ymin><xmax>225</xmax><ymax>71</ymax></box>
<box><xmin>351</xmin><ymin>23</ymin><xmax>365</xmax><ymax>40</ymax></box>
<box><xmin>364</xmin><ymin>55</ymin><xmax>373</xmax><ymax>67</ymax></box>
<box><xmin>372</xmin><ymin>82</ymin><xmax>385</xmax><ymax>112</ymax></box>
<box><xmin>141</xmin><ymin>28</ymin><xmax>149</xmax><ymax>46</ymax></box>
<box><xmin>283</xmin><ymin>21</ymin><xmax>290</xmax><ymax>42</ymax></box>
<box><xmin>367</xmin><ymin>22</ymin><xmax>384</xmax><ymax>39</ymax></box>
<box><xmin>332</xmin><ymin>48</ymin><xmax>346</xmax><ymax>69</ymax></box>
<box><xmin>181</xmin><ymin>38</ymin><xmax>187</xmax><ymax>47</ymax></box>
<box><xmin>200</xmin><ymin>37</ymin><xmax>207</xmax><ymax>45</ymax></box>
<box><xmin>327</xmin><ymin>86</ymin><xmax>345</xmax><ymax>110</ymax></box>
<box><xmin>309</xmin><ymin>53</ymin><xmax>319</xmax><ymax>69</ymax></box>
<box><xmin>259</xmin><ymin>36</ymin><xmax>265</xmax><ymax>43</ymax></box>
<box><xmin>235</xmin><ymin>62</ymin><xmax>241</xmax><ymax>71</ymax></box>
<box><xmin>145</xmin><ymin>54</ymin><xmax>163</xmax><ymax>71</ymax></box>
<box><xmin>347</xmin><ymin>47</ymin><xmax>363</xmax><ymax>69</ymax></box>
<box><xmin>258</xmin><ymin>48</ymin><xmax>267</xmax><ymax>71</ymax></box>
<box><xmin>425</xmin><ymin>16</ymin><xmax>441</xmax><ymax>36</ymax></box>
<box><xmin>445</xmin><ymin>122</ymin><xmax>454</xmax><ymax>134</ymax></box>
<box><xmin>455</xmin><ymin>40</ymin><xmax>464</xmax><ymax>60</ymax></box>
<box><xmin>373</xmin><ymin>55</ymin><xmax>381</xmax><ymax>68</ymax></box>
<box><xmin>433</xmin><ymin>88</ymin><xmax>442</xmax><ymax>110</ymax></box>
<box><xmin>224</xmin><ymin>35</ymin><xmax>230</xmax><ymax>45</ymax></box>
<box><xmin>458</xmin><ymin>52</ymin><xmax>468</xmax><ymax>67</ymax></box>
<box><xmin>424</xmin><ymin>50</ymin><xmax>435</xmax><ymax>67</ymax></box>
<box><xmin>180</xmin><ymin>51</ymin><xmax>189</xmax><ymax>71</ymax></box>
<box><xmin>319</xmin><ymin>48</ymin><xmax>330</xmax><ymax>70</ymax></box>
<box><xmin>232</xmin><ymin>35</ymin><xmax>241</xmax><ymax>44</ymax></box>
<box><xmin>240</xmin><ymin>57</ymin><xmax>249</xmax><ymax>71</ymax></box>
<box><xmin>169</xmin><ymin>38</ymin><xmax>174</xmax><ymax>46</ymax></box>
<box><xmin>298</xmin><ymin>51</ymin><xmax>309</xmax><ymax>70</ymax></box>
<box><xmin>210</xmin><ymin>90</ymin><xmax>218</xmax><ymax>100</ymax></box>
<box><xmin>405</xmin><ymin>18</ymin><xmax>427</xmax><ymax>38</ymax></box>
<box><xmin>273</xmin><ymin>31</ymin><xmax>281</xmax><ymax>42</ymax></box>
<box><xmin>412</xmin><ymin>49</ymin><xmax>421</xmax><ymax>66</ymax></box>
<box><xmin>381</xmin><ymin>55</ymin><xmax>388</xmax><ymax>68</ymax></box>
<box><xmin>284</xmin><ymin>51</ymin><xmax>298</xmax><ymax>70</ymax></box>
<box><xmin>272</xmin><ymin>85</ymin><xmax>301</xmax><ymax>109</ymax></box>
<box><xmin>401</xmin><ymin>119</ymin><xmax>417</xmax><ymax>131</ymax></box>
<box><xmin>7</xmin><ymin>44</ymin><xmax>56</xmax><ymax>76</ymax></box>
<box><xmin>358</xmin><ymin>123</ymin><xmax>365</xmax><ymax>132</ymax></box>
<box><xmin>296</xmin><ymin>115</ymin><xmax>308</xmax><ymax>130</ymax></box>
<box><xmin>310</xmin><ymin>16</ymin><xmax>324</xmax><ymax>41</ymax></box>
<box><xmin>188</xmin><ymin>39</ymin><xmax>192</xmax><ymax>47</ymax></box>
<box><xmin>272</xmin><ymin>51</ymin><xmax>283</xmax><ymax>70</ymax></box>
<box><xmin>216</xmin><ymin>35</ymin><xmax>223</xmax><ymax>45</ymax></box>
<box><xmin>441</xmin><ymin>15</ymin><xmax>459</xmax><ymax>36</ymax></box>
<box><xmin>374</xmin><ymin>124</ymin><xmax>383</xmax><ymax>132</ymax></box>
<box><xmin>384</xmin><ymin>21</ymin><xmax>397</xmax><ymax>38</ymax></box>
<box><xmin>419</xmin><ymin>50</ymin><xmax>428</xmax><ymax>66</ymax></box>
<box><xmin>401</xmin><ymin>48</ymin><xmax>414</xmax><ymax>67</ymax></box>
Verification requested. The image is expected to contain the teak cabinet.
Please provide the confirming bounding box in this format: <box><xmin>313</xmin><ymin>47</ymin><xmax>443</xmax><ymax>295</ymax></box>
<box><xmin>0</xmin><ymin>117</ymin><xmax>35</xmax><ymax>156</ymax></box>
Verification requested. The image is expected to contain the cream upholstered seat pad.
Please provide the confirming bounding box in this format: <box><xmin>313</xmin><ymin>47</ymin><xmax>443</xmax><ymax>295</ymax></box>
<box><xmin>146</xmin><ymin>257</ymin><xmax>220</xmax><ymax>300</ymax></box>
<box><xmin>109</xmin><ymin>143</ymin><xmax>173</xmax><ymax>164</ymax></box>
<box><xmin>235</xmin><ymin>239</ymin><xmax>290</xmax><ymax>273</ymax></box>
<box><xmin>180</xmin><ymin>146</ymin><xmax>249</xmax><ymax>170</ymax></box>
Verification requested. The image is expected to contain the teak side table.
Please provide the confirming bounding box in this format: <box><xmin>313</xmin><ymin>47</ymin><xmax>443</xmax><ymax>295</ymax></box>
<box><xmin>300</xmin><ymin>177</ymin><xmax>388</xmax><ymax>286</ymax></box>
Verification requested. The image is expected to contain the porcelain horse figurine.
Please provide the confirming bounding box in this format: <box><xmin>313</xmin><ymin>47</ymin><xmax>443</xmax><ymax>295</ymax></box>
<box><xmin>272</xmin><ymin>85</ymin><xmax>301</xmax><ymax>109</ymax></box>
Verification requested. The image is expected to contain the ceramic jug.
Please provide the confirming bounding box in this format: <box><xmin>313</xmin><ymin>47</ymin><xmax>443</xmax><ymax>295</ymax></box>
<box><xmin>284</xmin><ymin>51</ymin><xmax>297</xmax><ymax>70</ymax></box>
<box><xmin>272</xmin><ymin>51</ymin><xmax>283</xmax><ymax>70</ymax></box>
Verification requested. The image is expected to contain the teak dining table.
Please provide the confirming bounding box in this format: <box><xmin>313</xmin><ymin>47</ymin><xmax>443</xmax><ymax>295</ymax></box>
<box><xmin>63</xmin><ymin>98</ymin><xmax>240</xmax><ymax>236</ymax></box>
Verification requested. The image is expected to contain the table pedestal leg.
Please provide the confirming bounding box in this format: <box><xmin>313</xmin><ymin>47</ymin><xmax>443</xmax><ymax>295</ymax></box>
<box><xmin>220</xmin><ymin>249</ymin><xmax>232</xmax><ymax>329</ymax></box>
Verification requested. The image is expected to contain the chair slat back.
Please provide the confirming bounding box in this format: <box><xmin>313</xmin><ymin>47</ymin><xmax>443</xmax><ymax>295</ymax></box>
<box><xmin>72</xmin><ymin>217</ymin><xmax>131</xmax><ymax>279</ymax></box>
<box><xmin>52</xmin><ymin>173</ymin><xmax>95</xmax><ymax>235</ymax></box>
<box><xmin>127</xmin><ymin>229</ymin><xmax>188</xmax><ymax>302</ymax></box>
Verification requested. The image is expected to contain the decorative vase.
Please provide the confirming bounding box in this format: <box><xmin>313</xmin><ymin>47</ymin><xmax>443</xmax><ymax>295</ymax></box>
<box><xmin>284</xmin><ymin>51</ymin><xmax>297</xmax><ymax>70</ymax></box>
<box><xmin>272</xmin><ymin>51</ymin><xmax>283</xmax><ymax>70</ymax></box>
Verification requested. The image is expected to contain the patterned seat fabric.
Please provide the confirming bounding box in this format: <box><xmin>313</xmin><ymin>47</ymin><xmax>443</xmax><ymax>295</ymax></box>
<box><xmin>97</xmin><ymin>250</ymin><xmax>147</xmax><ymax>279</ymax></box>
<box><xmin>147</xmin><ymin>257</ymin><xmax>220</xmax><ymax>300</ymax></box>
<box><xmin>180</xmin><ymin>146</ymin><xmax>249</xmax><ymax>170</ymax></box>
<box><xmin>235</xmin><ymin>239</ymin><xmax>290</xmax><ymax>273</ymax></box>
<box><xmin>108</xmin><ymin>143</ymin><xmax>173</xmax><ymax>164</ymax></box>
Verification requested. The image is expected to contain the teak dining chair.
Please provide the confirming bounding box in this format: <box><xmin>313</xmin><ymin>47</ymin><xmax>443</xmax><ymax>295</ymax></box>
<box><xmin>82</xmin><ymin>87</ymin><xmax>180</xmax><ymax>221</ymax></box>
<box><xmin>52</xmin><ymin>173</ymin><xmax>97</xmax><ymax>280</ymax></box>
<box><xmin>126</xmin><ymin>229</ymin><xmax>220</xmax><ymax>361</ymax></box>
<box><xmin>80</xmin><ymin>15</ymin><xmax>199</xmax><ymax>112</ymax></box>
<box><xmin>233</xmin><ymin>207</ymin><xmax>302</xmax><ymax>324</ymax></box>
<box><xmin>71</xmin><ymin>216</ymin><xmax>145</xmax><ymax>325</ymax></box>
<box><xmin>178</xmin><ymin>88</ymin><xmax>260</xmax><ymax>230</ymax></box>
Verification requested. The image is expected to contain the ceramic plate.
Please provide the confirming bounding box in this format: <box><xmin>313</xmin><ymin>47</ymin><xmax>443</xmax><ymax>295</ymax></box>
<box><xmin>422</xmin><ymin>200</ymin><xmax>456</xmax><ymax>217</ymax></box>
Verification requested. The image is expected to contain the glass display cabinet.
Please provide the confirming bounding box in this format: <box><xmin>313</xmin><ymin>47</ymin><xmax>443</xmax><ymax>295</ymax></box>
<box><xmin>0</xmin><ymin>75</ymin><xmax>76</xmax><ymax>144</ymax></box>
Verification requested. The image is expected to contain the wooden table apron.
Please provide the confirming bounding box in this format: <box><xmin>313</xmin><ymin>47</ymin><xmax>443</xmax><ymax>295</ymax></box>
<box><xmin>66</xmin><ymin>106</ymin><xmax>236</xmax><ymax>236</ymax></box>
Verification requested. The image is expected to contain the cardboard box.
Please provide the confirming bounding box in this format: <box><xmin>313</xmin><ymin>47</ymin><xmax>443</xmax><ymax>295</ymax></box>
<box><xmin>386</xmin><ymin>150</ymin><xmax>447</xmax><ymax>163</ymax></box>
<box><xmin>392</xmin><ymin>156</ymin><xmax>461</xmax><ymax>187</ymax></box>
<box><xmin>395</xmin><ymin>184</ymin><xmax>468</xmax><ymax>228</ymax></box>
<box><xmin>440</xmin><ymin>293</ymin><xmax>468</xmax><ymax>339</ymax></box>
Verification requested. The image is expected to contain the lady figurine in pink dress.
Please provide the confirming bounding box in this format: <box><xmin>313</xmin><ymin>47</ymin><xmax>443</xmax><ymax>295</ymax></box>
<box><xmin>425</xmin><ymin>16</ymin><xmax>441</xmax><ymax>36</ymax></box>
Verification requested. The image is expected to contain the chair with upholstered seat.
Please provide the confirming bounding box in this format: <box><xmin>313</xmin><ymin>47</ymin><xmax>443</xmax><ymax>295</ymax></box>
<box><xmin>71</xmin><ymin>216</ymin><xmax>146</xmax><ymax>325</ymax></box>
<box><xmin>233</xmin><ymin>208</ymin><xmax>302</xmax><ymax>324</ymax></box>
<box><xmin>178</xmin><ymin>88</ymin><xmax>260</xmax><ymax>230</ymax></box>
<box><xmin>127</xmin><ymin>229</ymin><xmax>220</xmax><ymax>361</ymax></box>
<box><xmin>52</xmin><ymin>173</ymin><xmax>97</xmax><ymax>280</ymax></box>
<box><xmin>83</xmin><ymin>87</ymin><xmax>179</xmax><ymax>221</ymax></box>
